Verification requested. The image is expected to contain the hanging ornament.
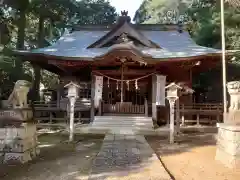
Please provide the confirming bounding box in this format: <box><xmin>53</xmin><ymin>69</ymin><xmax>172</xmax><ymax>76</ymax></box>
<box><xmin>116</xmin><ymin>80</ymin><xmax>119</xmax><ymax>90</ymax></box>
<box><xmin>126</xmin><ymin>81</ymin><xmax>130</xmax><ymax>91</ymax></box>
<box><xmin>135</xmin><ymin>79</ymin><xmax>138</xmax><ymax>90</ymax></box>
<box><xmin>107</xmin><ymin>78</ymin><xmax>110</xmax><ymax>88</ymax></box>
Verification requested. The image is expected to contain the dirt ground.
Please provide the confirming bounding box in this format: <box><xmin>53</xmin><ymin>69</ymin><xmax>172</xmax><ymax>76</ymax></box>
<box><xmin>0</xmin><ymin>133</ymin><xmax>104</xmax><ymax>180</ymax></box>
<box><xmin>146</xmin><ymin>133</ymin><xmax>240</xmax><ymax>180</ymax></box>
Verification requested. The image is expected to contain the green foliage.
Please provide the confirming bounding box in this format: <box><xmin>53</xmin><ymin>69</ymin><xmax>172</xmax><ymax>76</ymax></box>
<box><xmin>187</xmin><ymin>0</ymin><xmax>240</xmax><ymax>51</ymax></box>
<box><xmin>0</xmin><ymin>0</ymin><xmax>117</xmax><ymax>100</ymax></box>
<box><xmin>134</xmin><ymin>0</ymin><xmax>192</xmax><ymax>24</ymax></box>
<box><xmin>134</xmin><ymin>0</ymin><xmax>240</xmax><ymax>102</ymax></box>
<box><xmin>72</xmin><ymin>0</ymin><xmax>117</xmax><ymax>25</ymax></box>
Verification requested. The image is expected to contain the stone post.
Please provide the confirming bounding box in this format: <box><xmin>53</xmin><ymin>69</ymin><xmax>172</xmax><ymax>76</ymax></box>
<box><xmin>169</xmin><ymin>99</ymin><xmax>176</xmax><ymax>144</ymax></box>
<box><xmin>176</xmin><ymin>98</ymin><xmax>180</xmax><ymax>134</ymax></box>
<box><xmin>215</xmin><ymin>81</ymin><xmax>240</xmax><ymax>168</ymax></box>
<box><xmin>69</xmin><ymin>97</ymin><xmax>76</xmax><ymax>142</ymax></box>
<box><xmin>64</xmin><ymin>82</ymin><xmax>80</xmax><ymax>142</ymax></box>
<box><xmin>165</xmin><ymin>83</ymin><xmax>182</xmax><ymax>144</ymax></box>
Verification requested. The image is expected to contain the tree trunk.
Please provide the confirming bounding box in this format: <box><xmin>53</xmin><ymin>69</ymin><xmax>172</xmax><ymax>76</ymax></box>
<box><xmin>16</xmin><ymin>9</ymin><xmax>27</xmax><ymax>78</ymax></box>
<box><xmin>32</xmin><ymin>16</ymin><xmax>45</xmax><ymax>101</ymax></box>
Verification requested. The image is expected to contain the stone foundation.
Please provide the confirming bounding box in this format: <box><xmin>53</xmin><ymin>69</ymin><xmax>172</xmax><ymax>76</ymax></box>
<box><xmin>0</xmin><ymin>123</ymin><xmax>39</xmax><ymax>164</ymax></box>
<box><xmin>215</xmin><ymin>123</ymin><xmax>240</xmax><ymax>169</ymax></box>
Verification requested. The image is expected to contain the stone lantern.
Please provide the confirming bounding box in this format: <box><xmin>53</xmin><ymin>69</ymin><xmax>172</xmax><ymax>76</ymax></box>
<box><xmin>165</xmin><ymin>83</ymin><xmax>182</xmax><ymax>144</ymax></box>
<box><xmin>64</xmin><ymin>81</ymin><xmax>80</xmax><ymax>141</ymax></box>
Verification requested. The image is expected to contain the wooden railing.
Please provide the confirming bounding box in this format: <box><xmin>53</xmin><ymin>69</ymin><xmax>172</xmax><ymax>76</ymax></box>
<box><xmin>33</xmin><ymin>101</ymin><xmax>58</xmax><ymax>109</ymax></box>
<box><xmin>33</xmin><ymin>99</ymin><xmax>91</xmax><ymax>127</ymax></box>
<box><xmin>33</xmin><ymin>99</ymin><xmax>91</xmax><ymax>110</ymax></box>
<box><xmin>177</xmin><ymin>103</ymin><xmax>223</xmax><ymax>125</ymax></box>
<box><xmin>102</xmin><ymin>102</ymin><xmax>146</xmax><ymax>114</ymax></box>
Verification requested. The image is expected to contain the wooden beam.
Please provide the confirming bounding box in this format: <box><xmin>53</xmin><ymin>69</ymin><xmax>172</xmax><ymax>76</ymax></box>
<box><xmin>94</xmin><ymin>69</ymin><xmax>155</xmax><ymax>76</ymax></box>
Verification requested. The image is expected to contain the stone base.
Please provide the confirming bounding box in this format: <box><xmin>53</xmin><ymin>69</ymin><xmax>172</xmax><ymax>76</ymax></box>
<box><xmin>216</xmin><ymin>148</ymin><xmax>240</xmax><ymax>169</ymax></box>
<box><xmin>3</xmin><ymin>147</ymin><xmax>40</xmax><ymax>164</ymax></box>
<box><xmin>226</xmin><ymin>111</ymin><xmax>240</xmax><ymax>125</ymax></box>
<box><xmin>0</xmin><ymin>123</ymin><xmax>39</xmax><ymax>164</ymax></box>
<box><xmin>215</xmin><ymin>123</ymin><xmax>240</xmax><ymax>169</ymax></box>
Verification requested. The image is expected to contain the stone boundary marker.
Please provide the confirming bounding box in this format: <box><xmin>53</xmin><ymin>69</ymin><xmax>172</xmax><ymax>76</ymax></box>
<box><xmin>88</xmin><ymin>134</ymin><xmax>172</xmax><ymax>180</ymax></box>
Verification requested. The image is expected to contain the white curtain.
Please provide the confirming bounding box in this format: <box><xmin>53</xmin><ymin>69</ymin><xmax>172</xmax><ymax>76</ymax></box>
<box><xmin>94</xmin><ymin>76</ymin><xmax>103</xmax><ymax>108</ymax></box>
<box><xmin>156</xmin><ymin>75</ymin><xmax>166</xmax><ymax>106</ymax></box>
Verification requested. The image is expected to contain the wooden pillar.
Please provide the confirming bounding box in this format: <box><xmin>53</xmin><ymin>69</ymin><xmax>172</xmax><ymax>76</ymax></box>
<box><xmin>57</xmin><ymin>88</ymin><xmax>61</xmax><ymax>108</ymax></box>
<box><xmin>197</xmin><ymin>114</ymin><xmax>200</xmax><ymax>126</ymax></box>
<box><xmin>145</xmin><ymin>98</ymin><xmax>148</xmax><ymax>117</ymax></box>
<box><xmin>181</xmin><ymin>104</ymin><xmax>185</xmax><ymax>126</ymax></box>
<box><xmin>91</xmin><ymin>75</ymin><xmax>103</xmax><ymax>122</ymax></box>
<box><xmin>152</xmin><ymin>74</ymin><xmax>166</xmax><ymax>122</ymax></box>
<box><xmin>90</xmin><ymin>74</ymin><xmax>95</xmax><ymax>122</ymax></box>
<box><xmin>120</xmin><ymin>63</ymin><xmax>124</xmax><ymax>103</ymax></box>
<box><xmin>98</xmin><ymin>99</ymin><xmax>102</xmax><ymax>116</ymax></box>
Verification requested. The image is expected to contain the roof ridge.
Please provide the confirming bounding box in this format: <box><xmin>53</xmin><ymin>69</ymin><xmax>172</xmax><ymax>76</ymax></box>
<box><xmin>72</xmin><ymin>24</ymin><xmax>186</xmax><ymax>31</ymax></box>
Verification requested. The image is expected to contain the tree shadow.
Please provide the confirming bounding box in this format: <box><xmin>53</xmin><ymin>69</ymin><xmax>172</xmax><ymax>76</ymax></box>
<box><xmin>146</xmin><ymin>133</ymin><xmax>216</xmax><ymax>157</ymax></box>
<box><xmin>0</xmin><ymin>133</ymin><xmax>216</xmax><ymax>180</ymax></box>
<box><xmin>0</xmin><ymin>133</ymin><xmax>104</xmax><ymax>180</ymax></box>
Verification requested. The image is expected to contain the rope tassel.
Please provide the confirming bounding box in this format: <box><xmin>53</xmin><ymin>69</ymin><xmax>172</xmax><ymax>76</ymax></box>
<box><xmin>116</xmin><ymin>80</ymin><xmax>119</xmax><ymax>90</ymax></box>
<box><xmin>126</xmin><ymin>81</ymin><xmax>129</xmax><ymax>91</ymax></box>
<box><xmin>135</xmin><ymin>79</ymin><xmax>138</xmax><ymax>90</ymax></box>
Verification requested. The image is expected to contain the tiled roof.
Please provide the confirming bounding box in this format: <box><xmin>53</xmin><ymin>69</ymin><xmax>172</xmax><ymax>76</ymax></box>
<box><xmin>15</xmin><ymin>29</ymin><xmax>220</xmax><ymax>60</ymax></box>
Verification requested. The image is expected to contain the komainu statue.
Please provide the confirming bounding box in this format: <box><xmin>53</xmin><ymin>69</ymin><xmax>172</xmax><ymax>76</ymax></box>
<box><xmin>227</xmin><ymin>81</ymin><xmax>240</xmax><ymax>111</ymax></box>
<box><xmin>7</xmin><ymin>80</ymin><xmax>31</xmax><ymax>108</ymax></box>
<box><xmin>226</xmin><ymin>81</ymin><xmax>240</xmax><ymax>125</ymax></box>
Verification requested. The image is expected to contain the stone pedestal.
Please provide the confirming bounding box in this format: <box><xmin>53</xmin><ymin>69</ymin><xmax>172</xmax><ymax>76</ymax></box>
<box><xmin>0</xmin><ymin>123</ymin><xmax>39</xmax><ymax>164</ymax></box>
<box><xmin>0</xmin><ymin>108</ymin><xmax>39</xmax><ymax>164</ymax></box>
<box><xmin>215</xmin><ymin>123</ymin><xmax>240</xmax><ymax>169</ymax></box>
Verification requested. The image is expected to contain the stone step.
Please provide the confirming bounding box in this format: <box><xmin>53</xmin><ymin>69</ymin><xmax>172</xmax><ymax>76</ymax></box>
<box><xmin>92</xmin><ymin>123</ymin><xmax>153</xmax><ymax>128</ymax></box>
<box><xmin>92</xmin><ymin>124</ymin><xmax>153</xmax><ymax>127</ymax></box>
<box><xmin>93</xmin><ymin>121</ymin><xmax>152</xmax><ymax>124</ymax></box>
<box><xmin>94</xmin><ymin>118</ymin><xmax>152</xmax><ymax>121</ymax></box>
<box><xmin>95</xmin><ymin>116</ymin><xmax>151</xmax><ymax>119</ymax></box>
<box><xmin>92</xmin><ymin>116</ymin><xmax>153</xmax><ymax>129</ymax></box>
<box><xmin>94</xmin><ymin>119</ymin><xmax>152</xmax><ymax>122</ymax></box>
<box><xmin>93</xmin><ymin>120</ymin><xmax>152</xmax><ymax>123</ymax></box>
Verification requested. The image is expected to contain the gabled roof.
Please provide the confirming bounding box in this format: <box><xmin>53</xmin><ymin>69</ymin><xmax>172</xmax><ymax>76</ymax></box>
<box><xmin>14</xmin><ymin>14</ymin><xmax>221</xmax><ymax>61</ymax></box>
<box><xmin>87</xmin><ymin>21</ymin><xmax>160</xmax><ymax>48</ymax></box>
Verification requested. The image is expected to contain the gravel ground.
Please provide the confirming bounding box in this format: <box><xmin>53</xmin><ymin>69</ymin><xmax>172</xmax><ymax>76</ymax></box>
<box><xmin>0</xmin><ymin>133</ymin><xmax>104</xmax><ymax>180</ymax></box>
<box><xmin>146</xmin><ymin>133</ymin><xmax>240</xmax><ymax>180</ymax></box>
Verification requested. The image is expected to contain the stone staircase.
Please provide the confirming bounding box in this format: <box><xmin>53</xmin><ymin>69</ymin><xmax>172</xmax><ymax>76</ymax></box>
<box><xmin>92</xmin><ymin>115</ymin><xmax>153</xmax><ymax>129</ymax></box>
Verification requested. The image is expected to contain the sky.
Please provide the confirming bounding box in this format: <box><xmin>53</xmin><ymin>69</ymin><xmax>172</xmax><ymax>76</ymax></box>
<box><xmin>109</xmin><ymin>0</ymin><xmax>144</xmax><ymax>20</ymax></box>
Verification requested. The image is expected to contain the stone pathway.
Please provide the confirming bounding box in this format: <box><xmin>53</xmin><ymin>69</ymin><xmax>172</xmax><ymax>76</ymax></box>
<box><xmin>88</xmin><ymin>134</ymin><xmax>172</xmax><ymax>180</ymax></box>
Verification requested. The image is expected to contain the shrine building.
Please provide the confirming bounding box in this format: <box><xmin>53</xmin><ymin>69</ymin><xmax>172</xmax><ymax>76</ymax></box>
<box><xmin>14</xmin><ymin>12</ymin><xmax>222</xmax><ymax>130</ymax></box>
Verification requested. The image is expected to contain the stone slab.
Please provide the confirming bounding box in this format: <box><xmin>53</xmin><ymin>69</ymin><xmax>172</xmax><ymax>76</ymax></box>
<box><xmin>89</xmin><ymin>134</ymin><xmax>171</xmax><ymax>180</ymax></box>
<box><xmin>216</xmin><ymin>123</ymin><xmax>240</xmax><ymax>168</ymax></box>
<box><xmin>4</xmin><ymin>150</ymin><xmax>31</xmax><ymax>164</ymax></box>
<box><xmin>217</xmin><ymin>125</ymin><xmax>240</xmax><ymax>156</ymax></box>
